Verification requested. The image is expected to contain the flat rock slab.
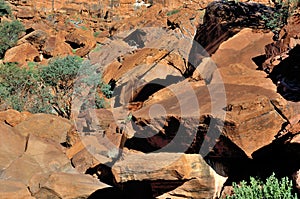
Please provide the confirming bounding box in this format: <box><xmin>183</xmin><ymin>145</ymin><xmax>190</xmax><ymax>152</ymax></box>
<box><xmin>133</xmin><ymin>81</ymin><xmax>286</xmax><ymax>157</ymax></box>
<box><xmin>0</xmin><ymin>123</ymin><xmax>25</xmax><ymax>170</ymax></box>
<box><xmin>0</xmin><ymin>180</ymin><xmax>34</xmax><ymax>199</ymax></box>
<box><xmin>112</xmin><ymin>153</ymin><xmax>225</xmax><ymax>183</ymax></box>
<box><xmin>157</xmin><ymin>175</ymin><xmax>226</xmax><ymax>199</ymax></box>
<box><xmin>35</xmin><ymin>172</ymin><xmax>111</xmax><ymax>199</ymax></box>
<box><xmin>13</xmin><ymin>113</ymin><xmax>73</xmax><ymax>144</ymax></box>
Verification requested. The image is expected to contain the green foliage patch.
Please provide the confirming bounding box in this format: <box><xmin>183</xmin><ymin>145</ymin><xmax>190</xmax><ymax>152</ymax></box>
<box><xmin>0</xmin><ymin>0</ymin><xmax>11</xmax><ymax>17</ymax></box>
<box><xmin>0</xmin><ymin>62</ymin><xmax>52</xmax><ymax>113</ymax></box>
<box><xmin>0</xmin><ymin>20</ymin><xmax>25</xmax><ymax>58</ymax></box>
<box><xmin>261</xmin><ymin>0</ymin><xmax>298</xmax><ymax>40</ymax></box>
<box><xmin>225</xmin><ymin>173</ymin><xmax>298</xmax><ymax>199</ymax></box>
<box><xmin>0</xmin><ymin>56</ymin><xmax>112</xmax><ymax>118</ymax></box>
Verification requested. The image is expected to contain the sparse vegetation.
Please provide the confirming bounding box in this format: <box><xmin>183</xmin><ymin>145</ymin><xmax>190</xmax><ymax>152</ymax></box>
<box><xmin>166</xmin><ymin>9</ymin><xmax>180</xmax><ymax>16</ymax></box>
<box><xmin>0</xmin><ymin>56</ymin><xmax>112</xmax><ymax>118</ymax></box>
<box><xmin>261</xmin><ymin>0</ymin><xmax>297</xmax><ymax>40</ymax></box>
<box><xmin>0</xmin><ymin>20</ymin><xmax>25</xmax><ymax>58</ymax></box>
<box><xmin>93</xmin><ymin>31</ymin><xmax>101</xmax><ymax>37</ymax></box>
<box><xmin>0</xmin><ymin>0</ymin><xmax>11</xmax><ymax>16</ymax></box>
<box><xmin>40</xmin><ymin>55</ymin><xmax>83</xmax><ymax>118</ymax></box>
<box><xmin>225</xmin><ymin>173</ymin><xmax>298</xmax><ymax>199</ymax></box>
<box><xmin>0</xmin><ymin>62</ymin><xmax>52</xmax><ymax>113</ymax></box>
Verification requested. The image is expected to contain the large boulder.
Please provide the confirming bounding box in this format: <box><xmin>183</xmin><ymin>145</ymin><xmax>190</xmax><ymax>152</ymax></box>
<box><xmin>157</xmin><ymin>176</ymin><xmax>226</xmax><ymax>199</ymax></box>
<box><xmin>13</xmin><ymin>113</ymin><xmax>74</xmax><ymax>144</ymax></box>
<box><xmin>42</xmin><ymin>32</ymin><xmax>73</xmax><ymax>58</ymax></box>
<box><xmin>112</xmin><ymin>153</ymin><xmax>225</xmax><ymax>182</ymax></box>
<box><xmin>0</xmin><ymin>109</ymin><xmax>31</xmax><ymax>127</ymax></box>
<box><xmin>65</xmin><ymin>28</ymin><xmax>96</xmax><ymax>57</ymax></box>
<box><xmin>112</xmin><ymin>153</ymin><xmax>227</xmax><ymax>198</ymax></box>
<box><xmin>189</xmin><ymin>1</ymin><xmax>273</xmax><ymax>64</ymax></box>
<box><xmin>0</xmin><ymin>180</ymin><xmax>34</xmax><ymax>199</ymax></box>
<box><xmin>4</xmin><ymin>43</ymin><xmax>40</xmax><ymax>66</ymax></box>
<box><xmin>24</xmin><ymin>135</ymin><xmax>73</xmax><ymax>172</ymax></box>
<box><xmin>33</xmin><ymin>172</ymin><xmax>111</xmax><ymax>199</ymax></box>
<box><xmin>0</xmin><ymin>135</ymin><xmax>73</xmax><ymax>184</ymax></box>
<box><xmin>0</xmin><ymin>123</ymin><xmax>25</xmax><ymax>170</ymax></box>
<box><xmin>132</xmin><ymin>80</ymin><xmax>286</xmax><ymax>158</ymax></box>
<box><xmin>17</xmin><ymin>30</ymin><xmax>48</xmax><ymax>51</ymax></box>
<box><xmin>0</xmin><ymin>154</ymin><xmax>43</xmax><ymax>185</ymax></box>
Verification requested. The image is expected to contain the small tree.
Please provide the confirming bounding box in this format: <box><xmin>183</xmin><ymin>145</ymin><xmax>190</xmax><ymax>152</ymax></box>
<box><xmin>40</xmin><ymin>55</ymin><xmax>112</xmax><ymax>119</ymax></box>
<box><xmin>40</xmin><ymin>55</ymin><xmax>83</xmax><ymax>118</ymax></box>
<box><xmin>0</xmin><ymin>56</ymin><xmax>112</xmax><ymax>119</ymax></box>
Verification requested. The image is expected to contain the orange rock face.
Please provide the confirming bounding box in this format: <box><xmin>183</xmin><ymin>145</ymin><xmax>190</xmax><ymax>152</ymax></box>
<box><xmin>4</xmin><ymin>43</ymin><xmax>39</xmax><ymax>65</ymax></box>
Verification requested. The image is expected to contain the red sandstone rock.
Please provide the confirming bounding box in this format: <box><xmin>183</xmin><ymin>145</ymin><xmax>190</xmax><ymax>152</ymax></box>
<box><xmin>0</xmin><ymin>109</ymin><xmax>31</xmax><ymax>127</ymax></box>
<box><xmin>0</xmin><ymin>180</ymin><xmax>34</xmax><ymax>199</ymax></box>
<box><xmin>4</xmin><ymin>43</ymin><xmax>39</xmax><ymax>66</ymax></box>
<box><xmin>13</xmin><ymin>113</ymin><xmax>74</xmax><ymax>144</ymax></box>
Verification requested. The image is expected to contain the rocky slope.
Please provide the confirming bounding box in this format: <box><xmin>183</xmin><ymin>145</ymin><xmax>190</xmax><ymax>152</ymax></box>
<box><xmin>1</xmin><ymin>0</ymin><xmax>300</xmax><ymax>198</ymax></box>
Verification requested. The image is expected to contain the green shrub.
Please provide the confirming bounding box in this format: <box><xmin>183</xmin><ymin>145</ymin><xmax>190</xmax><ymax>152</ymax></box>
<box><xmin>226</xmin><ymin>173</ymin><xmax>298</xmax><ymax>199</ymax></box>
<box><xmin>0</xmin><ymin>20</ymin><xmax>25</xmax><ymax>58</ymax></box>
<box><xmin>0</xmin><ymin>56</ymin><xmax>112</xmax><ymax>118</ymax></box>
<box><xmin>40</xmin><ymin>55</ymin><xmax>84</xmax><ymax>118</ymax></box>
<box><xmin>74</xmin><ymin>59</ymin><xmax>113</xmax><ymax>110</ymax></box>
<box><xmin>0</xmin><ymin>62</ymin><xmax>52</xmax><ymax>113</ymax></box>
<box><xmin>0</xmin><ymin>0</ymin><xmax>11</xmax><ymax>17</ymax></box>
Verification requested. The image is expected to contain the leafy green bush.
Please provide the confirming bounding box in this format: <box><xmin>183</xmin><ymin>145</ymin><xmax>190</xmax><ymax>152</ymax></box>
<box><xmin>0</xmin><ymin>62</ymin><xmax>52</xmax><ymax>113</ymax></box>
<box><xmin>226</xmin><ymin>173</ymin><xmax>298</xmax><ymax>199</ymax></box>
<box><xmin>0</xmin><ymin>56</ymin><xmax>112</xmax><ymax>118</ymax></box>
<box><xmin>40</xmin><ymin>55</ymin><xmax>84</xmax><ymax>118</ymax></box>
<box><xmin>0</xmin><ymin>0</ymin><xmax>11</xmax><ymax>17</ymax></box>
<box><xmin>0</xmin><ymin>20</ymin><xmax>25</xmax><ymax>58</ymax></box>
<box><xmin>73</xmin><ymin>59</ymin><xmax>113</xmax><ymax>110</ymax></box>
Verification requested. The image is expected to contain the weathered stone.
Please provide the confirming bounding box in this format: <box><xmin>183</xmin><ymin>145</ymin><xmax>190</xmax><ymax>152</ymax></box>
<box><xmin>157</xmin><ymin>174</ymin><xmax>227</xmax><ymax>199</ymax></box>
<box><xmin>0</xmin><ymin>135</ymin><xmax>73</xmax><ymax>184</ymax></box>
<box><xmin>42</xmin><ymin>33</ymin><xmax>73</xmax><ymax>58</ymax></box>
<box><xmin>65</xmin><ymin>28</ymin><xmax>96</xmax><ymax>57</ymax></box>
<box><xmin>66</xmin><ymin>140</ymin><xmax>86</xmax><ymax>159</ymax></box>
<box><xmin>0</xmin><ymin>123</ymin><xmax>25</xmax><ymax>170</ymax></box>
<box><xmin>13</xmin><ymin>113</ymin><xmax>74</xmax><ymax>144</ymax></box>
<box><xmin>4</xmin><ymin>43</ymin><xmax>39</xmax><ymax>66</ymax></box>
<box><xmin>133</xmin><ymin>80</ymin><xmax>286</xmax><ymax>158</ymax></box>
<box><xmin>24</xmin><ymin>135</ymin><xmax>73</xmax><ymax>172</ymax></box>
<box><xmin>28</xmin><ymin>172</ymin><xmax>51</xmax><ymax>195</ymax></box>
<box><xmin>18</xmin><ymin>30</ymin><xmax>48</xmax><ymax>50</ymax></box>
<box><xmin>37</xmin><ymin>172</ymin><xmax>111</xmax><ymax>199</ymax></box>
<box><xmin>0</xmin><ymin>154</ymin><xmax>43</xmax><ymax>184</ymax></box>
<box><xmin>0</xmin><ymin>180</ymin><xmax>34</xmax><ymax>199</ymax></box>
<box><xmin>112</xmin><ymin>153</ymin><xmax>224</xmax><ymax>182</ymax></box>
<box><xmin>71</xmin><ymin>147</ymin><xmax>111</xmax><ymax>173</ymax></box>
<box><xmin>211</xmin><ymin>28</ymin><xmax>273</xmax><ymax>71</ymax></box>
<box><xmin>0</xmin><ymin>109</ymin><xmax>31</xmax><ymax>127</ymax></box>
<box><xmin>16</xmin><ymin>6</ymin><xmax>35</xmax><ymax>19</ymax></box>
<box><xmin>189</xmin><ymin>1</ymin><xmax>273</xmax><ymax>65</ymax></box>
<box><xmin>224</xmin><ymin>95</ymin><xmax>285</xmax><ymax>157</ymax></box>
